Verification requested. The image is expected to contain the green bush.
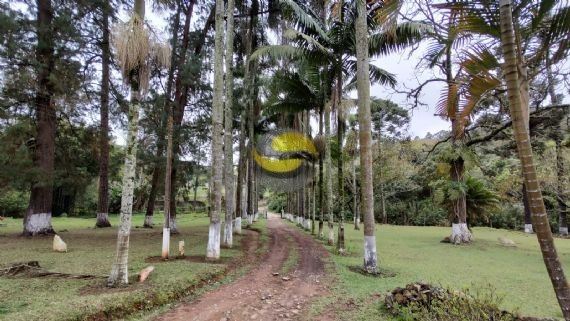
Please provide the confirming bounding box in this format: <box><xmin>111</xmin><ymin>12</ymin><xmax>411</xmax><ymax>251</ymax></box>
<box><xmin>484</xmin><ymin>205</ymin><xmax>523</xmax><ymax>230</ymax></box>
<box><xmin>391</xmin><ymin>285</ymin><xmax>516</xmax><ymax>321</ymax></box>
<box><xmin>0</xmin><ymin>189</ymin><xmax>29</xmax><ymax>218</ymax></box>
<box><xmin>385</xmin><ymin>200</ymin><xmax>447</xmax><ymax>226</ymax></box>
<box><xmin>267</xmin><ymin>193</ymin><xmax>287</xmax><ymax>212</ymax></box>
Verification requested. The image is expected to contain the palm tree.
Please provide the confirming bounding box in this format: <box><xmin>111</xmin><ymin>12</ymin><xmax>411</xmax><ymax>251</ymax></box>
<box><xmin>223</xmin><ymin>0</ymin><xmax>236</xmax><ymax>248</ymax></box>
<box><xmin>499</xmin><ymin>0</ymin><xmax>570</xmax><ymax>317</ymax></box>
<box><xmin>108</xmin><ymin>0</ymin><xmax>170</xmax><ymax>286</ymax></box>
<box><xmin>207</xmin><ymin>0</ymin><xmax>225</xmax><ymax>260</ymax></box>
<box><xmin>252</xmin><ymin>0</ymin><xmax>425</xmax><ymax>250</ymax></box>
<box><xmin>436</xmin><ymin>0</ymin><xmax>570</xmax><ymax>236</ymax></box>
<box><xmin>355</xmin><ymin>0</ymin><xmax>376</xmax><ymax>274</ymax></box>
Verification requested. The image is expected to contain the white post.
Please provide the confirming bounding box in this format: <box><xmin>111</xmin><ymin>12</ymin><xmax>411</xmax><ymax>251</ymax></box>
<box><xmin>162</xmin><ymin>227</ymin><xmax>170</xmax><ymax>259</ymax></box>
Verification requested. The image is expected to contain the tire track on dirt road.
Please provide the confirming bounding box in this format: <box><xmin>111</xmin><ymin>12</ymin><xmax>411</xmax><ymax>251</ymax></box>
<box><xmin>154</xmin><ymin>213</ymin><xmax>331</xmax><ymax>321</ymax></box>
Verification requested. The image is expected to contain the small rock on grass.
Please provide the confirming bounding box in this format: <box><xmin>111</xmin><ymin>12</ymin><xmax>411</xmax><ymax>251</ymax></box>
<box><xmin>138</xmin><ymin>266</ymin><xmax>155</xmax><ymax>282</ymax></box>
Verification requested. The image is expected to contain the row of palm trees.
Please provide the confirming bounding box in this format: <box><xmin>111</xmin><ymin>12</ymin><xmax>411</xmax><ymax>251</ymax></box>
<box><xmin>104</xmin><ymin>0</ymin><xmax>570</xmax><ymax>317</ymax></box>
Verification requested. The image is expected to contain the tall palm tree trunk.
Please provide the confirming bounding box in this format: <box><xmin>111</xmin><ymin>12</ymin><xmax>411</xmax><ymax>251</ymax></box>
<box><xmin>353</xmin><ymin>152</ymin><xmax>360</xmax><ymax>230</ymax></box>
<box><xmin>325</xmin><ymin>104</ymin><xmax>334</xmax><ymax>245</ymax></box>
<box><xmin>108</xmin><ymin>88</ymin><xmax>141</xmax><ymax>286</ymax></box>
<box><xmin>318</xmin><ymin>105</ymin><xmax>325</xmax><ymax>237</ymax></box>
<box><xmin>234</xmin><ymin>110</ymin><xmax>248</xmax><ymax>234</ymax></box>
<box><xmin>336</xmin><ymin>70</ymin><xmax>345</xmax><ymax>251</ymax></box>
<box><xmin>499</xmin><ymin>0</ymin><xmax>570</xmax><ymax>317</ymax></box>
<box><xmin>449</xmin><ymin>153</ymin><xmax>471</xmax><ymax>244</ymax></box>
<box><xmin>356</xmin><ymin>0</ymin><xmax>377</xmax><ymax>273</ymax></box>
<box><xmin>206</xmin><ymin>0</ymin><xmax>226</xmax><ymax>260</ymax></box>
<box><xmin>24</xmin><ymin>0</ymin><xmax>56</xmax><ymax>236</ymax></box>
<box><xmin>162</xmin><ymin>100</ymin><xmax>174</xmax><ymax>259</ymax></box>
<box><xmin>108</xmin><ymin>0</ymin><xmax>145</xmax><ymax>286</ymax></box>
<box><xmin>96</xmin><ymin>4</ymin><xmax>112</xmax><ymax>228</ymax></box>
<box><xmin>223</xmin><ymin>0</ymin><xmax>236</xmax><ymax>247</ymax></box>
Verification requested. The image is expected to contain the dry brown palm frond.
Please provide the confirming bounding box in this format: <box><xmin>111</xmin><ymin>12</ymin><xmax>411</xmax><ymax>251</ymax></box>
<box><xmin>436</xmin><ymin>81</ymin><xmax>459</xmax><ymax>119</ymax></box>
<box><xmin>330</xmin><ymin>1</ymin><xmax>342</xmax><ymax>21</ymax></box>
<box><xmin>313</xmin><ymin>134</ymin><xmax>327</xmax><ymax>156</ymax></box>
<box><xmin>370</xmin><ymin>0</ymin><xmax>401</xmax><ymax>35</ymax></box>
<box><xmin>151</xmin><ymin>41</ymin><xmax>172</xmax><ymax>69</ymax></box>
<box><xmin>138</xmin><ymin>64</ymin><xmax>151</xmax><ymax>94</ymax></box>
<box><xmin>112</xmin><ymin>14</ymin><xmax>150</xmax><ymax>81</ymax></box>
<box><xmin>112</xmin><ymin>13</ymin><xmax>171</xmax><ymax>95</ymax></box>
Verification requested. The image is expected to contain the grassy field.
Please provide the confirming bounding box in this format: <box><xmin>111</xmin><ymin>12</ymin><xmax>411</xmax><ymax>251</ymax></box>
<box><xmin>0</xmin><ymin>212</ymin><xmax>253</xmax><ymax>321</ymax></box>
<box><xmin>3</xmin><ymin>214</ymin><xmax>569</xmax><ymax>321</ymax></box>
<box><xmin>311</xmin><ymin>223</ymin><xmax>570</xmax><ymax>320</ymax></box>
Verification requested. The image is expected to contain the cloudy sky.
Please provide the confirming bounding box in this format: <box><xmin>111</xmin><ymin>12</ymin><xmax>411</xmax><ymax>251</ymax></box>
<box><xmin>370</xmin><ymin>44</ymin><xmax>449</xmax><ymax>138</ymax></box>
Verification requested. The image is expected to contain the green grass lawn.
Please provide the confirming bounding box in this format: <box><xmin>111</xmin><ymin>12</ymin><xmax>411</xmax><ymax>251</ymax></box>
<box><xmin>3</xmin><ymin>214</ymin><xmax>568</xmax><ymax>321</ymax></box>
<box><xmin>0</xmin><ymin>213</ymin><xmax>250</xmax><ymax>321</ymax></box>
<box><xmin>312</xmin><ymin>223</ymin><xmax>570</xmax><ymax>320</ymax></box>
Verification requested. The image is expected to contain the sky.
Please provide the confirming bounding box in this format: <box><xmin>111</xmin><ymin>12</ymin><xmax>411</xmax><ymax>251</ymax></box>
<box><xmin>370</xmin><ymin>46</ymin><xmax>449</xmax><ymax>138</ymax></box>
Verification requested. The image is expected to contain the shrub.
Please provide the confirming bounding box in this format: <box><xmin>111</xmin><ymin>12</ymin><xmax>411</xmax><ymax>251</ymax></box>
<box><xmin>485</xmin><ymin>205</ymin><xmax>523</xmax><ymax>230</ymax></box>
<box><xmin>267</xmin><ymin>193</ymin><xmax>287</xmax><ymax>212</ymax></box>
<box><xmin>0</xmin><ymin>189</ymin><xmax>29</xmax><ymax>218</ymax></box>
<box><xmin>387</xmin><ymin>283</ymin><xmax>517</xmax><ymax>321</ymax></box>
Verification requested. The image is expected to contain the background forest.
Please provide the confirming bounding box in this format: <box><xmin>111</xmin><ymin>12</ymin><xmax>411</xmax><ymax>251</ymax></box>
<box><xmin>1</xmin><ymin>0</ymin><xmax>567</xmax><ymax>234</ymax></box>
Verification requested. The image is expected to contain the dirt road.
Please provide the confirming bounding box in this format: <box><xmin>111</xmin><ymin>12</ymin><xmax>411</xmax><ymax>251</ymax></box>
<box><xmin>154</xmin><ymin>213</ymin><xmax>331</xmax><ymax>321</ymax></box>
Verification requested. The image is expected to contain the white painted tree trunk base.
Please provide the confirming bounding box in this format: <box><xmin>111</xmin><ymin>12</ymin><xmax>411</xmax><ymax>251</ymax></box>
<box><xmin>161</xmin><ymin>228</ymin><xmax>170</xmax><ymax>259</ymax></box>
<box><xmin>247</xmin><ymin>215</ymin><xmax>253</xmax><ymax>225</ymax></box>
<box><xmin>450</xmin><ymin>223</ymin><xmax>473</xmax><ymax>244</ymax></box>
<box><xmin>24</xmin><ymin>213</ymin><xmax>54</xmax><ymax>235</ymax></box>
<box><xmin>363</xmin><ymin>235</ymin><xmax>378</xmax><ymax>273</ymax></box>
<box><xmin>223</xmin><ymin>220</ymin><xmax>233</xmax><ymax>248</ymax></box>
<box><xmin>96</xmin><ymin>212</ymin><xmax>111</xmax><ymax>227</ymax></box>
<box><xmin>206</xmin><ymin>222</ymin><xmax>221</xmax><ymax>259</ymax></box>
<box><xmin>560</xmin><ymin>227</ymin><xmax>568</xmax><ymax>236</ymax></box>
<box><xmin>169</xmin><ymin>218</ymin><xmax>178</xmax><ymax>234</ymax></box>
<box><xmin>143</xmin><ymin>215</ymin><xmax>153</xmax><ymax>227</ymax></box>
<box><xmin>233</xmin><ymin>217</ymin><xmax>242</xmax><ymax>234</ymax></box>
<box><xmin>304</xmin><ymin>219</ymin><xmax>311</xmax><ymax>231</ymax></box>
<box><xmin>327</xmin><ymin>227</ymin><xmax>335</xmax><ymax>245</ymax></box>
<box><xmin>524</xmin><ymin>224</ymin><xmax>534</xmax><ymax>233</ymax></box>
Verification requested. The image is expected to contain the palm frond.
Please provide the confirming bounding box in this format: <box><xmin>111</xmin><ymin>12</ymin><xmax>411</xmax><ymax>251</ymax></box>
<box><xmin>369</xmin><ymin>0</ymin><xmax>401</xmax><ymax>30</ymax></box>
<box><xmin>422</xmin><ymin>42</ymin><xmax>446</xmax><ymax>68</ymax></box>
<box><xmin>436</xmin><ymin>81</ymin><xmax>459</xmax><ymax>121</ymax></box>
<box><xmin>435</xmin><ymin>1</ymin><xmax>500</xmax><ymax>37</ymax></box>
<box><xmin>459</xmin><ymin>73</ymin><xmax>500</xmax><ymax>124</ymax></box>
<box><xmin>461</xmin><ymin>44</ymin><xmax>500</xmax><ymax>75</ymax></box>
<box><xmin>249</xmin><ymin>45</ymin><xmax>307</xmax><ymax>62</ymax></box>
<box><xmin>283</xmin><ymin>28</ymin><xmax>331</xmax><ymax>57</ymax></box>
<box><xmin>531</xmin><ymin>0</ymin><xmax>558</xmax><ymax>31</ymax></box>
<box><xmin>278</xmin><ymin>0</ymin><xmax>329</xmax><ymax>42</ymax></box>
<box><xmin>344</xmin><ymin>61</ymin><xmax>396</xmax><ymax>91</ymax></box>
<box><xmin>368</xmin><ymin>21</ymin><xmax>431</xmax><ymax>56</ymax></box>
<box><xmin>552</xmin><ymin>37</ymin><xmax>570</xmax><ymax>63</ymax></box>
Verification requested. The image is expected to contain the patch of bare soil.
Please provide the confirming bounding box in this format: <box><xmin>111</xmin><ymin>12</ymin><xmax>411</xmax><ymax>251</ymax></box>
<box><xmin>154</xmin><ymin>214</ymin><xmax>331</xmax><ymax>321</ymax></box>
